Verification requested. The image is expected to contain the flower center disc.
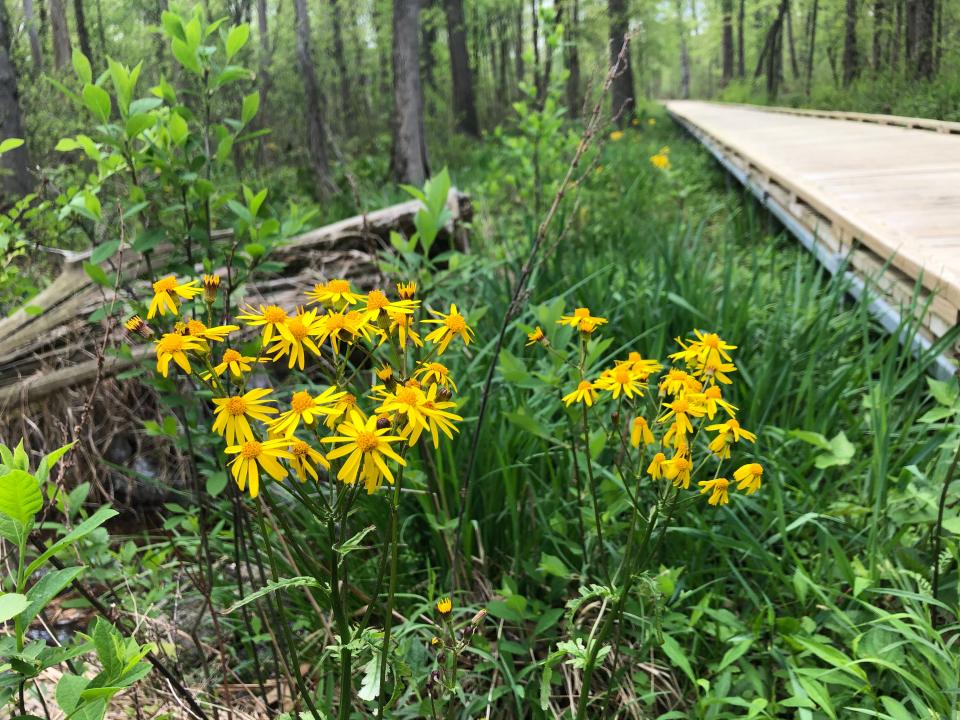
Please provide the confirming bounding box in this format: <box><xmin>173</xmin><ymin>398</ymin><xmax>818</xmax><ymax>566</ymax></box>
<box><xmin>445</xmin><ymin>314</ymin><xmax>466</xmax><ymax>332</ymax></box>
<box><xmin>240</xmin><ymin>440</ymin><xmax>261</xmax><ymax>458</ymax></box>
<box><xmin>291</xmin><ymin>391</ymin><xmax>314</xmax><ymax>413</ymax></box>
<box><xmin>288</xmin><ymin>318</ymin><xmax>309</xmax><ymax>340</ymax></box>
<box><xmin>263</xmin><ymin>306</ymin><xmax>287</xmax><ymax>324</ymax></box>
<box><xmin>223</xmin><ymin>349</ymin><xmax>242</xmax><ymax>363</ymax></box>
<box><xmin>153</xmin><ymin>276</ymin><xmax>177</xmax><ymax>293</ymax></box>
<box><xmin>356</xmin><ymin>431</ymin><xmax>379</xmax><ymax>452</ymax></box>
<box><xmin>226</xmin><ymin>396</ymin><xmax>248</xmax><ymax>415</ymax></box>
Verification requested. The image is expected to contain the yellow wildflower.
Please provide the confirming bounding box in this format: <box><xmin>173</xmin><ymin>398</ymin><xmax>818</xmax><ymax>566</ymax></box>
<box><xmin>650</xmin><ymin>153</ymin><xmax>671</xmax><ymax>170</ymax></box>
<box><xmin>386</xmin><ymin>311</ymin><xmax>423</xmax><ymax>349</ymax></box>
<box><xmin>414</xmin><ymin>361</ymin><xmax>458</xmax><ymax>393</ymax></box>
<box><xmin>236</xmin><ymin>304</ymin><xmax>289</xmax><ymax>346</ymax></box>
<box><xmin>424</xmin><ymin>304</ymin><xmax>474</xmax><ymax>355</ymax></box>
<box><xmin>270</xmin><ymin>387</ymin><xmax>346</xmax><ymax>437</ymax></box>
<box><xmin>364</xmin><ymin>289</ymin><xmax>417</xmax><ymax>323</ymax></box>
<box><xmin>436</xmin><ymin>597</ymin><xmax>453</xmax><ymax>615</ymax></box>
<box><xmin>315</xmin><ymin>309</ymin><xmax>355</xmax><ymax>355</ymax></box>
<box><xmin>659</xmin><ymin>368</ymin><xmax>702</xmax><ymax>396</ymax></box>
<box><xmin>324</xmin><ymin>393</ymin><xmax>358</xmax><ymax>429</ymax></box>
<box><xmin>627</xmin><ymin>351</ymin><xmax>662</xmax><ymax>377</ymax></box>
<box><xmin>202</xmin><ymin>274</ymin><xmax>220</xmax><ymax>303</ymax></box>
<box><xmin>155</xmin><ymin>332</ymin><xmax>205</xmax><ymax>377</ymax></box>
<box><xmin>147</xmin><ymin>275</ymin><xmax>202</xmax><ymax>319</ymax></box>
<box><xmin>184</xmin><ymin>319</ymin><xmax>238</xmax><ymax>342</ymax></box>
<box><xmin>526</xmin><ymin>326</ymin><xmax>546</xmax><ymax>346</ymax></box>
<box><xmin>698</xmin><ymin>477</ymin><xmax>730</xmax><ymax>506</ymax></box>
<box><xmin>563</xmin><ymin>380</ymin><xmax>598</xmax><ymax>407</ymax></box>
<box><xmin>557</xmin><ymin>307</ymin><xmax>607</xmax><ymax>332</ymax></box>
<box><xmin>595</xmin><ymin>363</ymin><xmax>645</xmax><ymax>400</ymax></box>
<box><xmin>733</xmin><ymin>463</ymin><xmax>763</xmax><ymax>495</ymax></box>
<box><xmin>306</xmin><ymin>278</ymin><xmax>362</xmax><ymax>307</ymax></box>
<box><xmin>662</xmin><ymin>453</ymin><xmax>693</xmax><ymax>489</ymax></box>
<box><xmin>377</xmin><ymin>384</ymin><xmax>462</xmax><ymax>448</ymax></box>
<box><xmin>207</xmin><ymin>348</ymin><xmax>259</xmax><ymax>378</ymax></box>
<box><xmin>671</xmin><ymin>330</ymin><xmax>737</xmax><ymax>368</ymax></box>
<box><xmin>630</xmin><ymin>417</ymin><xmax>654</xmax><ymax>447</ymax></box>
<box><xmin>225</xmin><ymin>438</ymin><xmax>293</xmax><ymax>499</ymax></box>
<box><xmin>609</xmin><ymin>130</ymin><xmax>624</xmax><ymax>141</ymax></box>
<box><xmin>647</xmin><ymin>451</ymin><xmax>667</xmax><ymax>479</ymax></box>
<box><xmin>701</xmin><ymin>385</ymin><xmax>737</xmax><ymax>420</ymax></box>
<box><xmin>647</xmin><ymin>118</ymin><xmax>656</xmax><ymax>126</ymax></box>
<box><xmin>288</xmin><ymin>439</ymin><xmax>329</xmax><ymax>482</ymax></box>
<box><xmin>321</xmin><ymin>410</ymin><xmax>407</xmax><ymax>494</ymax></box>
<box><xmin>211</xmin><ymin>388</ymin><xmax>278</xmax><ymax>446</ymax></box>
<box><xmin>396</xmin><ymin>280</ymin><xmax>417</xmax><ymax>300</ymax></box>
<box><xmin>125</xmin><ymin>315</ymin><xmax>153</xmax><ymax>339</ymax></box>
<box><xmin>267</xmin><ymin>308</ymin><xmax>323</xmax><ymax>369</ymax></box>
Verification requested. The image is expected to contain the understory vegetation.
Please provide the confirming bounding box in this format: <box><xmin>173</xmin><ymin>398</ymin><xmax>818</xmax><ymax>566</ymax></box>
<box><xmin>0</xmin><ymin>1</ymin><xmax>958</xmax><ymax>719</ymax></box>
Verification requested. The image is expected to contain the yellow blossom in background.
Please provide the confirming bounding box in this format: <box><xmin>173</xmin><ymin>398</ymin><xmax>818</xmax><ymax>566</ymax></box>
<box><xmin>526</xmin><ymin>326</ymin><xmax>545</xmax><ymax>346</ymax></box>
<box><xmin>563</xmin><ymin>380</ymin><xmax>598</xmax><ymax>407</ymax></box>
<box><xmin>270</xmin><ymin>387</ymin><xmax>346</xmax><ymax>437</ymax></box>
<box><xmin>288</xmin><ymin>439</ymin><xmax>330</xmax><ymax>482</ymax></box>
<box><xmin>596</xmin><ymin>363</ymin><xmax>646</xmax><ymax>399</ymax></box>
<box><xmin>212</xmin><ymin>388</ymin><xmax>278</xmax><ymax>445</ymax></box>
<box><xmin>396</xmin><ymin>280</ymin><xmax>417</xmax><ymax>300</ymax></box>
<box><xmin>237</xmin><ymin>304</ymin><xmax>289</xmax><ymax>346</ymax></box>
<box><xmin>344</xmin><ymin>310</ymin><xmax>376</xmax><ymax>343</ymax></box>
<box><xmin>650</xmin><ymin>152</ymin><xmax>671</xmax><ymax>170</ymax></box>
<box><xmin>672</xmin><ymin>330</ymin><xmax>737</xmax><ymax>368</ymax></box>
<box><xmin>207</xmin><ymin>348</ymin><xmax>259</xmax><ymax>378</ymax></box>
<box><xmin>630</xmin><ymin>417</ymin><xmax>654</xmax><ymax>447</ymax></box>
<box><xmin>268</xmin><ymin>308</ymin><xmax>323</xmax><ymax>369</ymax></box>
<box><xmin>385</xmin><ymin>311</ymin><xmax>423</xmax><ymax>349</ymax></box>
<box><xmin>322</xmin><ymin>410</ymin><xmax>407</xmax><ymax>493</ymax></box>
<box><xmin>647</xmin><ymin>452</ymin><xmax>667</xmax><ymax>479</ymax></box>
<box><xmin>626</xmin><ymin>351</ymin><xmax>662</xmax><ymax>377</ymax></box>
<box><xmin>734</xmin><ymin>463</ymin><xmax>763</xmax><ymax>494</ymax></box>
<box><xmin>436</xmin><ymin>597</ymin><xmax>453</xmax><ymax>615</ymax></box>
<box><xmin>414</xmin><ymin>361</ymin><xmax>458</xmax><ymax>393</ymax></box>
<box><xmin>311</xmin><ymin>309</ymin><xmax>354</xmax><ymax>354</ymax></box>
<box><xmin>424</xmin><ymin>304</ymin><xmax>474</xmax><ymax>355</ymax></box>
<box><xmin>659</xmin><ymin>368</ymin><xmax>701</xmax><ymax>396</ymax></box>
<box><xmin>707</xmin><ymin>418</ymin><xmax>756</xmax><ymax>444</ymax></box>
<box><xmin>659</xmin><ymin>395</ymin><xmax>706</xmax><ymax>449</ymax></box>
<box><xmin>377</xmin><ymin>384</ymin><xmax>462</xmax><ymax>448</ymax></box>
<box><xmin>695</xmin><ymin>358</ymin><xmax>737</xmax><ymax>385</ymax></box>
<box><xmin>609</xmin><ymin>130</ymin><xmax>625</xmax><ymax>141</ymax></box>
<box><xmin>225</xmin><ymin>438</ymin><xmax>293</xmax><ymax>499</ymax></box>
<box><xmin>701</xmin><ymin>385</ymin><xmax>738</xmax><ymax>420</ymax></box>
<box><xmin>699</xmin><ymin>477</ymin><xmax>730</xmax><ymax>506</ymax></box>
<box><xmin>155</xmin><ymin>332</ymin><xmax>205</xmax><ymax>377</ymax></box>
<box><xmin>648</xmin><ymin>118</ymin><xmax>656</xmax><ymax>126</ymax></box>
<box><xmin>148</xmin><ymin>276</ymin><xmax>203</xmax><ymax>318</ymax></box>
<box><xmin>364</xmin><ymin>289</ymin><xmax>417</xmax><ymax>323</ymax></box>
<box><xmin>558</xmin><ymin>307</ymin><xmax>608</xmax><ymax>332</ymax></box>
<box><xmin>324</xmin><ymin>393</ymin><xmax>358</xmax><ymax>429</ymax></box>
<box><xmin>631</xmin><ymin>118</ymin><xmax>640</xmax><ymax>126</ymax></box>
<box><xmin>184</xmin><ymin>319</ymin><xmax>239</xmax><ymax>342</ymax></box>
<box><xmin>306</xmin><ymin>278</ymin><xmax>362</xmax><ymax>306</ymax></box>
<box><xmin>662</xmin><ymin>453</ymin><xmax>693</xmax><ymax>489</ymax></box>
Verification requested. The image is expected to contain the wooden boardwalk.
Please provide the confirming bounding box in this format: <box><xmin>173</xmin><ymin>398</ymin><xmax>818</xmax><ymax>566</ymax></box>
<box><xmin>665</xmin><ymin>100</ymin><xmax>960</xmax><ymax>369</ymax></box>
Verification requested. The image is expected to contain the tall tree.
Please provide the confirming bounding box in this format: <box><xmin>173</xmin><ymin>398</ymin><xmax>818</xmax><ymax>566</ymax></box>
<box><xmin>23</xmin><ymin>0</ymin><xmax>42</xmax><ymax>70</ymax></box>
<box><xmin>609</xmin><ymin>0</ymin><xmax>635</xmax><ymax>124</ymax></box>
<box><xmin>330</xmin><ymin>0</ymin><xmax>351</xmax><ymax>128</ymax></box>
<box><xmin>913</xmin><ymin>0</ymin><xmax>935</xmax><ymax>77</ymax></box>
<box><xmin>292</xmin><ymin>0</ymin><xmax>336</xmax><ymax>195</ymax></box>
<box><xmin>805</xmin><ymin>0</ymin><xmax>819</xmax><ymax>94</ymax></box>
<box><xmin>842</xmin><ymin>0</ymin><xmax>859</xmax><ymax>85</ymax></box>
<box><xmin>73</xmin><ymin>0</ymin><xmax>94</xmax><ymax>68</ymax></box>
<box><xmin>391</xmin><ymin>0</ymin><xmax>429</xmax><ymax>185</ymax></box>
<box><xmin>49</xmin><ymin>0</ymin><xmax>72</xmax><ymax>69</ymax></box>
<box><xmin>565</xmin><ymin>0</ymin><xmax>582</xmax><ymax>116</ymax></box>
<box><xmin>514</xmin><ymin>3</ymin><xmax>524</xmax><ymax>93</ymax></box>
<box><xmin>721</xmin><ymin>0</ymin><xmax>734</xmax><ymax>86</ymax></box>
<box><xmin>674</xmin><ymin>0</ymin><xmax>690</xmax><ymax>99</ymax></box>
<box><xmin>736</xmin><ymin>0</ymin><xmax>745</xmax><ymax>77</ymax></box>
<box><xmin>0</xmin><ymin>0</ymin><xmax>32</xmax><ymax>198</ymax></box>
<box><xmin>444</xmin><ymin>0</ymin><xmax>478</xmax><ymax>135</ymax></box>
<box><xmin>873</xmin><ymin>0</ymin><xmax>887</xmax><ymax>69</ymax></box>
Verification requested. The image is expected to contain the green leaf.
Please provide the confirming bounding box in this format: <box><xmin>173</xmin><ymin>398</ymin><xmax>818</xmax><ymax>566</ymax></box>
<box><xmin>335</xmin><ymin>525</ymin><xmax>376</xmax><ymax>556</ymax></box>
<box><xmin>161</xmin><ymin>10</ymin><xmax>186</xmax><ymax>41</ymax></box>
<box><xmin>222</xmin><ymin>576</ymin><xmax>327</xmax><ymax>614</ymax></box>
<box><xmin>92</xmin><ymin>618</ymin><xmax>125</xmax><ymax>678</ymax></box>
<box><xmin>659</xmin><ymin>635</ymin><xmax>696</xmax><ymax>683</ymax></box>
<box><xmin>205</xmin><ymin>471</ymin><xmax>227</xmax><ymax>497</ymax></box>
<box><xmin>538</xmin><ymin>553</ymin><xmax>570</xmax><ymax>578</ymax></box>
<box><xmin>171</xmin><ymin>38</ymin><xmax>202</xmax><ymax>75</ymax></box>
<box><xmin>168</xmin><ymin>112</ymin><xmax>189</xmax><ymax>144</ymax></box>
<box><xmin>0</xmin><ymin>593</ymin><xmax>28</xmax><ymax>622</ymax></box>
<box><xmin>56</xmin><ymin>674</ymin><xmax>89</xmax><ymax>714</ymax></box>
<box><xmin>125</xmin><ymin>113</ymin><xmax>156</xmax><ymax>139</ymax></box>
<box><xmin>0</xmin><ymin>469</ymin><xmax>43</xmax><ymax>525</ymax></box>
<box><xmin>241</xmin><ymin>91</ymin><xmax>260</xmax><ymax>126</ymax></box>
<box><xmin>55</xmin><ymin>137</ymin><xmax>80</xmax><ymax>151</ymax></box>
<box><xmin>716</xmin><ymin>637</ymin><xmax>753</xmax><ymax>671</ymax></box>
<box><xmin>788</xmin><ymin>429</ymin><xmax>831</xmax><ymax>450</ymax></box>
<box><xmin>82</xmin><ymin>84</ymin><xmax>111</xmax><ymax>123</ymax></box>
<box><xmin>0</xmin><ymin>138</ymin><xmax>25</xmax><ymax>154</ymax></box>
<box><xmin>928</xmin><ymin>377</ymin><xmax>959</xmax><ymax>407</ymax></box>
<box><xmin>36</xmin><ymin>442</ymin><xmax>74</xmax><ymax>483</ymax></box>
<box><xmin>83</xmin><ymin>262</ymin><xmax>111</xmax><ymax>288</ymax></box>
<box><xmin>90</xmin><ymin>240</ymin><xmax>120</xmax><ymax>265</ymax></box>
<box><xmin>22</xmin><ymin>567</ymin><xmax>83</xmax><ymax>626</ymax></box>
<box><xmin>786</xmin><ymin>634</ymin><xmax>867</xmax><ymax>680</ymax></box>
<box><xmin>25</xmin><ymin>506</ymin><xmax>118</xmax><ymax>578</ymax></box>
<box><xmin>225</xmin><ymin>24</ymin><xmax>250</xmax><ymax>60</ymax></box>
<box><xmin>72</xmin><ymin>49</ymin><xmax>92</xmax><ymax>84</ymax></box>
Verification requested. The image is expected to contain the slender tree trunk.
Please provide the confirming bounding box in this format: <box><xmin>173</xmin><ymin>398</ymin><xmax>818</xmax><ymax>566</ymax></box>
<box><xmin>254</xmin><ymin>0</ymin><xmax>270</xmax><ymax>162</ymax></box>
<box><xmin>786</xmin><ymin>1</ymin><xmax>799</xmax><ymax>79</ymax></box>
<box><xmin>842</xmin><ymin>0</ymin><xmax>858</xmax><ymax>85</ymax></box>
<box><xmin>721</xmin><ymin>0</ymin><xmax>734</xmax><ymax>86</ymax></box>
<box><xmin>538</xmin><ymin>4</ymin><xmax>559</xmax><ymax>105</ymax></box>
<box><xmin>421</xmin><ymin>0</ymin><xmax>438</xmax><ymax>96</ymax></box>
<box><xmin>0</xmin><ymin>0</ymin><xmax>31</xmax><ymax>199</ymax></box>
<box><xmin>873</xmin><ymin>0</ymin><xmax>887</xmax><ymax>70</ymax></box>
<box><xmin>391</xmin><ymin>0</ymin><xmax>429</xmax><ymax>185</ymax></box>
<box><xmin>514</xmin><ymin>4</ymin><xmax>524</xmax><ymax>93</ymax></box>
<box><xmin>94</xmin><ymin>0</ymin><xmax>106</xmax><ymax>58</ymax></box>
<box><xmin>736</xmin><ymin>0</ymin><xmax>746</xmax><ymax>77</ymax></box>
<box><xmin>913</xmin><ymin>0</ymin><xmax>934</xmax><ymax>77</ymax></box>
<box><xmin>23</xmin><ymin>0</ymin><xmax>42</xmax><ymax>70</ymax></box>
<box><xmin>530</xmin><ymin>0</ymin><xmax>540</xmax><ymax>97</ymax></box>
<box><xmin>892</xmin><ymin>0</ymin><xmax>902</xmax><ymax>70</ymax></box>
<box><xmin>496</xmin><ymin>16</ymin><xmax>509</xmax><ymax>106</ymax></box>
<box><xmin>293</xmin><ymin>0</ymin><xmax>336</xmax><ymax>195</ymax></box>
<box><xmin>905</xmin><ymin>0</ymin><xmax>917</xmax><ymax>64</ymax></box>
<box><xmin>674</xmin><ymin>0</ymin><xmax>690</xmax><ymax>100</ymax></box>
<box><xmin>754</xmin><ymin>0</ymin><xmax>787</xmax><ymax>83</ymax></box>
<box><xmin>73</xmin><ymin>0</ymin><xmax>94</xmax><ymax>68</ymax></box>
<box><xmin>565</xmin><ymin>0</ymin><xmax>581</xmax><ymax>115</ymax></box>
<box><xmin>49</xmin><ymin>0</ymin><xmax>72</xmax><ymax>69</ymax></box>
<box><xmin>330</xmin><ymin>0</ymin><xmax>351</xmax><ymax>130</ymax></box>
<box><xmin>609</xmin><ymin>0</ymin><xmax>635</xmax><ymax>123</ymax></box>
<box><xmin>444</xmin><ymin>0</ymin><xmax>479</xmax><ymax>135</ymax></box>
<box><xmin>806</xmin><ymin>0</ymin><xmax>818</xmax><ymax>94</ymax></box>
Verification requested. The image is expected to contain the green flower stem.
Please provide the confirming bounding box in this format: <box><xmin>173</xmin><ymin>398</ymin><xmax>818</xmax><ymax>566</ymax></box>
<box><xmin>377</xmin><ymin>460</ymin><xmax>406</xmax><ymax>716</ymax></box>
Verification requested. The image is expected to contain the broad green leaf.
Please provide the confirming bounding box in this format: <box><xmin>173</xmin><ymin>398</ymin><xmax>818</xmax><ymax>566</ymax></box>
<box><xmin>241</xmin><ymin>91</ymin><xmax>260</xmax><ymax>126</ymax></box>
<box><xmin>161</xmin><ymin>10</ymin><xmax>186</xmax><ymax>41</ymax></box>
<box><xmin>56</xmin><ymin>673</ymin><xmax>89</xmax><ymax>714</ymax></box>
<box><xmin>125</xmin><ymin>114</ymin><xmax>156</xmax><ymax>139</ymax></box>
<box><xmin>55</xmin><ymin>137</ymin><xmax>80</xmax><ymax>151</ymax></box>
<box><xmin>83</xmin><ymin>262</ymin><xmax>111</xmax><ymax>288</ymax></box>
<box><xmin>72</xmin><ymin>49</ymin><xmax>92</xmax><ymax>84</ymax></box>
<box><xmin>786</xmin><ymin>634</ymin><xmax>867</xmax><ymax>681</ymax></box>
<box><xmin>225</xmin><ymin>24</ymin><xmax>250</xmax><ymax>59</ymax></box>
<box><xmin>223</xmin><ymin>576</ymin><xmax>326</xmax><ymax>614</ymax></box>
<box><xmin>0</xmin><ymin>469</ymin><xmax>43</xmax><ymax>525</ymax></box>
<box><xmin>22</xmin><ymin>567</ymin><xmax>83</xmax><ymax>626</ymax></box>
<box><xmin>25</xmin><ymin>506</ymin><xmax>118</xmax><ymax>578</ymax></box>
<box><xmin>788</xmin><ymin>429</ymin><xmax>831</xmax><ymax>450</ymax></box>
<box><xmin>171</xmin><ymin>38</ymin><xmax>202</xmax><ymax>75</ymax></box>
<box><xmin>0</xmin><ymin>137</ymin><xmax>25</xmax><ymax>154</ymax></box>
<box><xmin>36</xmin><ymin>441</ymin><xmax>74</xmax><ymax>482</ymax></box>
<box><xmin>659</xmin><ymin>634</ymin><xmax>696</xmax><ymax>683</ymax></box>
<box><xmin>169</xmin><ymin>112</ymin><xmax>189</xmax><ymax>144</ymax></box>
<box><xmin>538</xmin><ymin>553</ymin><xmax>570</xmax><ymax>578</ymax></box>
<box><xmin>92</xmin><ymin>618</ymin><xmax>124</xmax><ymax>678</ymax></box>
<box><xmin>716</xmin><ymin>637</ymin><xmax>753</xmax><ymax>671</ymax></box>
<box><xmin>90</xmin><ymin>241</ymin><xmax>120</xmax><ymax>265</ymax></box>
<box><xmin>928</xmin><ymin>377</ymin><xmax>959</xmax><ymax>407</ymax></box>
<box><xmin>0</xmin><ymin>593</ymin><xmax>28</xmax><ymax>622</ymax></box>
<box><xmin>82</xmin><ymin>84</ymin><xmax>111</xmax><ymax>123</ymax></box>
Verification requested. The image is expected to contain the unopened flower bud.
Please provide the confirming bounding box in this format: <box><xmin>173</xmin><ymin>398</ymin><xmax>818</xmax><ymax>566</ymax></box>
<box><xmin>124</xmin><ymin>315</ymin><xmax>153</xmax><ymax>339</ymax></box>
<box><xmin>203</xmin><ymin>274</ymin><xmax>220</xmax><ymax>304</ymax></box>
<box><xmin>376</xmin><ymin>415</ymin><xmax>392</xmax><ymax>430</ymax></box>
<box><xmin>436</xmin><ymin>386</ymin><xmax>452</xmax><ymax>402</ymax></box>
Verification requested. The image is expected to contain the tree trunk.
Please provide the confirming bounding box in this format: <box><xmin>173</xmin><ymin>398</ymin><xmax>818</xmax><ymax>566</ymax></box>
<box><xmin>539</xmin><ymin>4</ymin><xmax>559</xmax><ymax>105</ymax></box>
<box><xmin>674</xmin><ymin>0</ymin><xmax>690</xmax><ymax>100</ymax></box>
<box><xmin>754</xmin><ymin>0</ymin><xmax>787</xmax><ymax>85</ymax></box>
<box><xmin>842</xmin><ymin>0</ymin><xmax>858</xmax><ymax>85</ymax></box>
<box><xmin>0</xmin><ymin>0</ymin><xmax>32</xmax><ymax>199</ymax></box>
<box><xmin>873</xmin><ymin>0</ymin><xmax>887</xmax><ymax>70</ymax></box>
<box><xmin>806</xmin><ymin>0</ymin><xmax>818</xmax><ymax>94</ymax></box>
<box><xmin>94</xmin><ymin>0</ymin><xmax>106</xmax><ymax>59</ymax></box>
<box><xmin>530</xmin><ymin>0</ymin><xmax>540</xmax><ymax>98</ymax></box>
<box><xmin>23</xmin><ymin>0</ymin><xmax>43</xmax><ymax>70</ymax></box>
<box><xmin>330</xmin><ymin>0</ymin><xmax>351</xmax><ymax>130</ymax></box>
<box><xmin>736</xmin><ymin>0</ymin><xmax>745</xmax><ymax>77</ymax></box>
<box><xmin>514</xmin><ymin>4</ymin><xmax>524</xmax><ymax>93</ymax></box>
<box><xmin>292</xmin><ymin>0</ymin><xmax>336</xmax><ymax>195</ymax></box>
<box><xmin>390</xmin><ymin>0</ymin><xmax>429</xmax><ymax>185</ymax></box>
<box><xmin>892</xmin><ymin>0</ymin><xmax>902</xmax><ymax>69</ymax></box>
<box><xmin>609</xmin><ymin>0</ymin><xmax>635</xmax><ymax>124</ymax></box>
<box><xmin>421</xmin><ymin>0</ymin><xmax>438</xmax><ymax>96</ymax></box>
<box><xmin>254</xmin><ymin>0</ymin><xmax>270</xmax><ymax>161</ymax></box>
<box><xmin>444</xmin><ymin>0</ymin><xmax>479</xmax><ymax>135</ymax></box>
<box><xmin>565</xmin><ymin>0</ymin><xmax>581</xmax><ymax>115</ymax></box>
<box><xmin>73</xmin><ymin>0</ymin><xmax>94</xmax><ymax>69</ymax></box>
<box><xmin>786</xmin><ymin>1</ymin><xmax>799</xmax><ymax>79</ymax></box>
<box><xmin>49</xmin><ymin>0</ymin><xmax>72</xmax><ymax>70</ymax></box>
<box><xmin>913</xmin><ymin>0</ymin><xmax>934</xmax><ymax>77</ymax></box>
<box><xmin>496</xmin><ymin>15</ymin><xmax>509</xmax><ymax>106</ymax></box>
<box><xmin>721</xmin><ymin>0</ymin><xmax>734</xmax><ymax>86</ymax></box>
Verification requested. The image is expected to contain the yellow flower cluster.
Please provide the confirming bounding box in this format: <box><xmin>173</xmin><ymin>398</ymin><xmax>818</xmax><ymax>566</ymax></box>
<box><xmin>539</xmin><ymin>311</ymin><xmax>763</xmax><ymax>507</ymax></box>
<box><xmin>650</xmin><ymin>146</ymin><xmax>671</xmax><ymax>171</ymax></box>
<box><xmin>133</xmin><ymin>276</ymin><xmax>472</xmax><ymax>498</ymax></box>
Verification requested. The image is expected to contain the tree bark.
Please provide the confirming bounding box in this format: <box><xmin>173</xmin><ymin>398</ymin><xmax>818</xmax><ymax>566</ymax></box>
<box><xmin>913</xmin><ymin>0</ymin><xmax>935</xmax><ymax>77</ymax></box>
<box><xmin>330</xmin><ymin>0</ymin><xmax>351</xmax><ymax>129</ymax></box>
<box><xmin>292</xmin><ymin>0</ymin><xmax>336</xmax><ymax>195</ymax></box>
<box><xmin>444</xmin><ymin>0</ymin><xmax>479</xmax><ymax>135</ymax></box>
<box><xmin>721</xmin><ymin>0</ymin><xmax>734</xmax><ymax>86</ymax></box>
<box><xmin>390</xmin><ymin>0</ymin><xmax>429</xmax><ymax>185</ymax></box>
<box><xmin>805</xmin><ymin>0</ymin><xmax>818</xmax><ymax>94</ymax></box>
<box><xmin>254</xmin><ymin>0</ymin><xmax>270</xmax><ymax>161</ymax></box>
<box><xmin>842</xmin><ymin>0</ymin><xmax>858</xmax><ymax>85</ymax></box>
<box><xmin>609</xmin><ymin>0</ymin><xmax>635</xmax><ymax>123</ymax></box>
<box><xmin>49</xmin><ymin>0</ymin><xmax>72</xmax><ymax>70</ymax></box>
<box><xmin>496</xmin><ymin>15</ymin><xmax>509</xmax><ymax>105</ymax></box>
<box><xmin>736</xmin><ymin>0</ymin><xmax>745</xmax><ymax>77</ymax></box>
<box><xmin>514</xmin><ymin>3</ymin><xmax>524</xmax><ymax>93</ymax></box>
<box><xmin>94</xmin><ymin>0</ymin><xmax>106</xmax><ymax>59</ymax></box>
<box><xmin>0</xmin><ymin>0</ymin><xmax>32</xmax><ymax>199</ymax></box>
<box><xmin>73</xmin><ymin>0</ymin><xmax>94</xmax><ymax>69</ymax></box>
<box><xmin>23</xmin><ymin>0</ymin><xmax>43</xmax><ymax>70</ymax></box>
<box><xmin>674</xmin><ymin>0</ymin><xmax>690</xmax><ymax>100</ymax></box>
<box><xmin>873</xmin><ymin>0</ymin><xmax>887</xmax><ymax>70</ymax></box>
<box><xmin>530</xmin><ymin>0</ymin><xmax>541</xmax><ymax>98</ymax></box>
<box><xmin>786</xmin><ymin>1</ymin><xmax>799</xmax><ymax>79</ymax></box>
<box><xmin>565</xmin><ymin>0</ymin><xmax>581</xmax><ymax>115</ymax></box>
